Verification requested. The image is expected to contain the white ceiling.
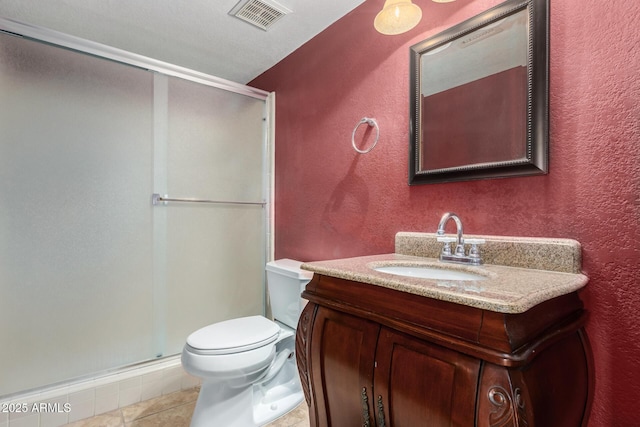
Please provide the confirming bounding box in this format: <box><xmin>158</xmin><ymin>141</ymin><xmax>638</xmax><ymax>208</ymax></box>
<box><xmin>0</xmin><ymin>0</ymin><xmax>365</xmax><ymax>84</ymax></box>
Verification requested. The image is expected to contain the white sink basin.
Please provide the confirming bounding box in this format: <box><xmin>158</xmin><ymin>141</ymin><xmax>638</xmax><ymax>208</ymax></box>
<box><xmin>373</xmin><ymin>265</ymin><xmax>486</xmax><ymax>281</ymax></box>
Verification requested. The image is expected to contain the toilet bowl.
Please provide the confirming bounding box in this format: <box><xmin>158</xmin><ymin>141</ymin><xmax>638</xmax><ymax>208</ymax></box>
<box><xmin>181</xmin><ymin>259</ymin><xmax>312</xmax><ymax>427</ymax></box>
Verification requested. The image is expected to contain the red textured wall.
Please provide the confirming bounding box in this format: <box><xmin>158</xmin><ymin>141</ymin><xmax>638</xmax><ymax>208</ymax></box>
<box><xmin>250</xmin><ymin>0</ymin><xmax>640</xmax><ymax>425</ymax></box>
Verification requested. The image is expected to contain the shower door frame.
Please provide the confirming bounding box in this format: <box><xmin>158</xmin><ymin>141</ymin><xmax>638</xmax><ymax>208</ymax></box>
<box><xmin>0</xmin><ymin>19</ymin><xmax>269</xmax><ymax>100</ymax></box>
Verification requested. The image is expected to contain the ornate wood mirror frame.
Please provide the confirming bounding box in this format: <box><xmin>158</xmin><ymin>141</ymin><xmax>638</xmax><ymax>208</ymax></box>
<box><xmin>409</xmin><ymin>0</ymin><xmax>548</xmax><ymax>184</ymax></box>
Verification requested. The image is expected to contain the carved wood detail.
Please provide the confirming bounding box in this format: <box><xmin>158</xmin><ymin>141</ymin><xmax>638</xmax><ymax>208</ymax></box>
<box><xmin>514</xmin><ymin>387</ymin><xmax>529</xmax><ymax>426</ymax></box>
<box><xmin>295</xmin><ymin>303</ymin><xmax>315</xmax><ymax>406</ymax></box>
<box><xmin>488</xmin><ymin>385</ymin><xmax>516</xmax><ymax>427</ymax></box>
<box><xmin>483</xmin><ymin>367</ymin><xmax>530</xmax><ymax>427</ymax></box>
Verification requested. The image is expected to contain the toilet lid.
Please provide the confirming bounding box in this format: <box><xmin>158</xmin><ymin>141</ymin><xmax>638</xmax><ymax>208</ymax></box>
<box><xmin>186</xmin><ymin>315</ymin><xmax>280</xmax><ymax>354</ymax></box>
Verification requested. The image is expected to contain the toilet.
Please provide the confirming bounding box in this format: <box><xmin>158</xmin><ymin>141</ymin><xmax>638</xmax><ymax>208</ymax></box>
<box><xmin>181</xmin><ymin>259</ymin><xmax>313</xmax><ymax>427</ymax></box>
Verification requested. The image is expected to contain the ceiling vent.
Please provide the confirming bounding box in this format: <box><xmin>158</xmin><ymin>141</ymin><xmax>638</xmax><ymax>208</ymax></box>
<box><xmin>229</xmin><ymin>0</ymin><xmax>291</xmax><ymax>31</ymax></box>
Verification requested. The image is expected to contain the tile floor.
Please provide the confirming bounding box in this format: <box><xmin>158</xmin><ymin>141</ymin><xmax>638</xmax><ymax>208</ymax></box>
<box><xmin>63</xmin><ymin>387</ymin><xmax>310</xmax><ymax>427</ymax></box>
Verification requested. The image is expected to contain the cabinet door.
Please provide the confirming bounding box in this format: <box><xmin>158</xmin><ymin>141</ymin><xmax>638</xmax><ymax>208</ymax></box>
<box><xmin>374</xmin><ymin>327</ymin><xmax>481</xmax><ymax>427</ymax></box>
<box><xmin>308</xmin><ymin>306</ymin><xmax>380</xmax><ymax>426</ymax></box>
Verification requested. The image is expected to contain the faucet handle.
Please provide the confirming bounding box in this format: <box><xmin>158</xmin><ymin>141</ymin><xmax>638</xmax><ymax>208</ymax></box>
<box><xmin>436</xmin><ymin>236</ymin><xmax>456</xmax><ymax>256</ymax></box>
<box><xmin>464</xmin><ymin>238</ymin><xmax>485</xmax><ymax>245</ymax></box>
<box><xmin>436</xmin><ymin>236</ymin><xmax>457</xmax><ymax>243</ymax></box>
<box><xmin>465</xmin><ymin>239</ymin><xmax>485</xmax><ymax>261</ymax></box>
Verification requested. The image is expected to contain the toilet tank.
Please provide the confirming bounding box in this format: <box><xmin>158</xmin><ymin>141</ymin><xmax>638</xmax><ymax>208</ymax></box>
<box><xmin>266</xmin><ymin>259</ymin><xmax>313</xmax><ymax>330</ymax></box>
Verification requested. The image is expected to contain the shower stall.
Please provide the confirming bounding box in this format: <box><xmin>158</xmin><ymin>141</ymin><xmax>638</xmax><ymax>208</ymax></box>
<box><xmin>0</xmin><ymin>19</ymin><xmax>272</xmax><ymax>399</ymax></box>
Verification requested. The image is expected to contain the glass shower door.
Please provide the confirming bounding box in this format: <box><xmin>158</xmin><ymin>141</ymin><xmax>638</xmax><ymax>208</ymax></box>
<box><xmin>0</xmin><ymin>33</ymin><xmax>155</xmax><ymax>396</ymax></box>
<box><xmin>155</xmin><ymin>75</ymin><xmax>268</xmax><ymax>355</ymax></box>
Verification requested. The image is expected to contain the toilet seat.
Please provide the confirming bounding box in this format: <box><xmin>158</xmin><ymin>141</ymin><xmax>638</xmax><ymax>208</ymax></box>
<box><xmin>186</xmin><ymin>315</ymin><xmax>280</xmax><ymax>356</ymax></box>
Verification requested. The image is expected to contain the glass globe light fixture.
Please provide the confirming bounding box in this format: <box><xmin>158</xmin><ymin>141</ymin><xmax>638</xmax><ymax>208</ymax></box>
<box><xmin>374</xmin><ymin>0</ymin><xmax>423</xmax><ymax>35</ymax></box>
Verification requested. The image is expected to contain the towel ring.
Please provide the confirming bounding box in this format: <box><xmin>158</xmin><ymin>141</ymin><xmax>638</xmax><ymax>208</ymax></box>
<box><xmin>352</xmin><ymin>117</ymin><xmax>380</xmax><ymax>154</ymax></box>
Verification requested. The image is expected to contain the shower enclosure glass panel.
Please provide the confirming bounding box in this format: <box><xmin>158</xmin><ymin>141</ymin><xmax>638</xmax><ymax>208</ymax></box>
<box><xmin>159</xmin><ymin>76</ymin><xmax>267</xmax><ymax>354</ymax></box>
<box><xmin>0</xmin><ymin>34</ymin><xmax>155</xmax><ymax>396</ymax></box>
<box><xmin>0</xmin><ymin>28</ymin><xmax>269</xmax><ymax>397</ymax></box>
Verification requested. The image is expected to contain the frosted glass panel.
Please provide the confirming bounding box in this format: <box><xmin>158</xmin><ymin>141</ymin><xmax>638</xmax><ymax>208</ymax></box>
<box><xmin>166</xmin><ymin>78</ymin><xmax>266</xmax><ymax>201</ymax></box>
<box><xmin>163</xmin><ymin>78</ymin><xmax>267</xmax><ymax>353</ymax></box>
<box><xmin>0</xmin><ymin>34</ymin><xmax>154</xmax><ymax>395</ymax></box>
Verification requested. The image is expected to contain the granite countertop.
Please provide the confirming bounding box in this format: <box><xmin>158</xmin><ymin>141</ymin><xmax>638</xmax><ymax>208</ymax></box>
<box><xmin>301</xmin><ymin>252</ymin><xmax>589</xmax><ymax>314</ymax></box>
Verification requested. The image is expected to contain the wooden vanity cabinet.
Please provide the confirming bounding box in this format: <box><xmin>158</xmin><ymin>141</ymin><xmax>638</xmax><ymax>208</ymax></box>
<box><xmin>296</xmin><ymin>274</ymin><xmax>592</xmax><ymax>427</ymax></box>
<box><xmin>303</xmin><ymin>307</ymin><xmax>479</xmax><ymax>426</ymax></box>
<box><xmin>374</xmin><ymin>326</ymin><xmax>480</xmax><ymax>426</ymax></box>
<box><xmin>304</xmin><ymin>306</ymin><xmax>379</xmax><ymax>426</ymax></box>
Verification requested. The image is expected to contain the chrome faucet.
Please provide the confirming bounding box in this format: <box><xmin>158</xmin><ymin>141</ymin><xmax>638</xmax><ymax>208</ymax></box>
<box><xmin>437</xmin><ymin>212</ymin><xmax>465</xmax><ymax>256</ymax></box>
<box><xmin>435</xmin><ymin>212</ymin><xmax>484</xmax><ymax>265</ymax></box>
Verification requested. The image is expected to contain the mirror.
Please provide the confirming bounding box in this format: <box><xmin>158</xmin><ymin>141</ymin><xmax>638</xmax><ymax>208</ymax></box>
<box><xmin>409</xmin><ymin>0</ymin><xmax>548</xmax><ymax>184</ymax></box>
